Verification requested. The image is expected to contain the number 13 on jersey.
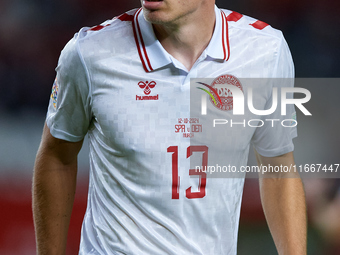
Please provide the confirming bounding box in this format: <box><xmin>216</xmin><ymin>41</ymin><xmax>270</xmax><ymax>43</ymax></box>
<box><xmin>167</xmin><ymin>146</ymin><xmax>208</xmax><ymax>199</ymax></box>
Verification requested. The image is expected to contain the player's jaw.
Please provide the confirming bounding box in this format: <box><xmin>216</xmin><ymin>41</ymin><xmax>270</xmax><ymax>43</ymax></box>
<box><xmin>141</xmin><ymin>0</ymin><xmax>210</xmax><ymax>26</ymax></box>
<box><xmin>141</xmin><ymin>0</ymin><xmax>176</xmax><ymax>25</ymax></box>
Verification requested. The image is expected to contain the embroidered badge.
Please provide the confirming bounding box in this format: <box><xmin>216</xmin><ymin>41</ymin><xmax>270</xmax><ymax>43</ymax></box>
<box><xmin>51</xmin><ymin>78</ymin><xmax>59</xmax><ymax>109</ymax></box>
<box><xmin>197</xmin><ymin>74</ymin><xmax>243</xmax><ymax>111</ymax></box>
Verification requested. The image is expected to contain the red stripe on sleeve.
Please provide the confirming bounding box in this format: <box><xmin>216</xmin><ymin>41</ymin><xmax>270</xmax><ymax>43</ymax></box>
<box><xmin>88</xmin><ymin>24</ymin><xmax>110</xmax><ymax>31</ymax></box>
<box><xmin>250</xmin><ymin>20</ymin><xmax>269</xmax><ymax>30</ymax></box>
<box><xmin>87</xmin><ymin>12</ymin><xmax>133</xmax><ymax>32</ymax></box>
<box><xmin>226</xmin><ymin>11</ymin><xmax>243</xmax><ymax>22</ymax></box>
<box><xmin>118</xmin><ymin>13</ymin><xmax>134</xmax><ymax>22</ymax></box>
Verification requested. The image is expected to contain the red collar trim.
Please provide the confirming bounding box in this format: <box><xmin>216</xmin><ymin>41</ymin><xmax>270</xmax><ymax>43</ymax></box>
<box><xmin>132</xmin><ymin>7</ymin><xmax>231</xmax><ymax>73</ymax></box>
<box><xmin>132</xmin><ymin>8</ymin><xmax>154</xmax><ymax>72</ymax></box>
<box><xmin>221</xmin><ymin>10</ymin><xmax>231</xmax><ymax>61</ymax></box>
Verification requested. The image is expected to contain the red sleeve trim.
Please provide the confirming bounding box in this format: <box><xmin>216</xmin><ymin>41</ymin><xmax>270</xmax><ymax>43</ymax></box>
<box><xmin>87</xmin><ymin>12</ymin><xmax>134</xmax><ymax>32</ymax></box>
<box><xmin>117</xmin><ymin>13</ymin><xmax>134</xmax><ymax>22</ymax></box>
<box><xmin>250</xmin><ymin>20</ymin><xmax>269</xmax><ymax>30</ymax></box>
<box><xmin>226</xmin><ymin>11</ymin><xmax>243</xmax><ymax>22</ymax></box>
<box><xmin>88</xmin><ymin>24</ymin><xmax>110</xmax><ymax>31</ymax></box>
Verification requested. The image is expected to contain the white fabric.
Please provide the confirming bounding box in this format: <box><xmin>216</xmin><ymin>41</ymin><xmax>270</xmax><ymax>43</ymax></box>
<box><xmin>46</xmin><ymin>6</ymin><xmax>296</xmax><ymax>255</ymax></box>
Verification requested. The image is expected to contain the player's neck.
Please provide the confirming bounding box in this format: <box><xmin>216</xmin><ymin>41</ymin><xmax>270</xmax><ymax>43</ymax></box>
<box><xmin>152</xmin><ymin>6</ymin><xmax>215</xmax><ymax>71</ymax></box>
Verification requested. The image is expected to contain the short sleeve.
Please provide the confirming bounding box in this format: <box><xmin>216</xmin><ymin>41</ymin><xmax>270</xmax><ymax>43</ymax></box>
<box><xmin>46</xmin><ymin>32</ymin><xmax>91</xmax><ymax>142</ymax></box>
<box><xmin>251</xmin><ymin>36</ymin><xmax>297</xmax><ymax>157</ymax></box>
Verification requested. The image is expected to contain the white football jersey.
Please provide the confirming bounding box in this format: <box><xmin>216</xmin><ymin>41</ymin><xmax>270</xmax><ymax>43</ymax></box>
<box><xmin>46</xmin><ymin>6</ymin><xmax>297</xmax><ymax>255</ymax></box>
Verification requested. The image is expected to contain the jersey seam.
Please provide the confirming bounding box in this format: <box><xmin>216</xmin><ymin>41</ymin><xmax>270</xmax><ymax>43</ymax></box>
<box><xmin>252</xmin><ymin>132</ymin><xmax>297</xmax><ymax>157</ymax></box>
<box><xmin>47</xmin><ymin>118</ymin><xmax>84</xmax><ymax>142</ymax></box>
<box><xmin>272</xmin><ymin>37</ymin><xmax>284</xmax><ymax>78</ymax></box>
<box><xmin>220</xmin><ymin>8</ymin><xmax>282</xmax><ymax>40</ymax></box>
<box><xmin>77</xmin><ymin>9</ymin><xmax>139</xmax><ymax>42</ymax></box>
<box><xmin>76</xmin><ymin>38</ymin><xmax>93</xmax><ymax>118</ymax></box>
<box><xmin>253</xmin><ymin>143</ymin><xmax>294</xmax><ymax>157</ymax></box>
<box><xmin>80</xmin><ymin>21</ymin><xmax>132</xmax><ymax>41</ymax></box>
<box><xmin>227</xmin><ymin>22</ymin><xmax>283</xmax><ymax>41</ymax></box>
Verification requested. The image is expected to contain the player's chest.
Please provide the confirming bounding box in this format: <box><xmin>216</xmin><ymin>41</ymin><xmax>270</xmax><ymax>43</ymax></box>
<box><xmin>88</xmin><ymin>68</ymin><xmax>270</xmax><ymax>157</ymax></box>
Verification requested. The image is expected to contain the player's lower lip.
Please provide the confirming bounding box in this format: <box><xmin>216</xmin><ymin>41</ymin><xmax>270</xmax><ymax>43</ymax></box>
<box><xmin>143</xmin><ymin>0</ymin><xmax>164</xmax><ymax>10</ymax></box>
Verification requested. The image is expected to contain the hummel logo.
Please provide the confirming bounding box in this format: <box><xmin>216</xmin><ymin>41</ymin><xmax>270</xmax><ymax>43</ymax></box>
<box><xmin>136</xmin><ymin>81</ymin><xmax>159</xmax><ymax>101</ymax></box>
<box><xmin>138</xmin><ymin>81</ymin><xmax>156</xmax><ymax>95</ymax></box>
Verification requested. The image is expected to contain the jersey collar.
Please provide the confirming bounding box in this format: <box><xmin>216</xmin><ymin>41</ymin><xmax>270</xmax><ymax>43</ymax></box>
<box><xmin>132</xmin><ymin>6</ymin><xmax>230</xmax><ymax>73</ymax></box>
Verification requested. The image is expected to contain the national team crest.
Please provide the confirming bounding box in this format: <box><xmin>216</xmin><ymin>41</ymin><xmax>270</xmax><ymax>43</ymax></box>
<box><xmin>51</xmin><ymin>78</ymin><xmax>59</xmax><ymax>109</ymax></box>
<box><xmin>197</xmin><ymin>74</ymin><xmax>243</xmax><ymax>111</ymax></box>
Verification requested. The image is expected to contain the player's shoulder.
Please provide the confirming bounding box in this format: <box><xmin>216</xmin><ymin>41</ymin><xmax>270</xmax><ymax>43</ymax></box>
<box><xmin>58</xmin><ymin>9</ymin><xmax>138</xmax><ymax>67</ymax></box>
<box><xmin>71</xmin><ymin>9</ymin><xmax>138</xmax><ymax>44</ymax></box>
<box><xmin>220</xmin><ymin>8</ymin><xmax>284</xmax><ymax>39</ymax></box>
<box><xmin>60</xmin><ymin>9</ymin><xmax>138</xmax><ymax>60</ymax></box>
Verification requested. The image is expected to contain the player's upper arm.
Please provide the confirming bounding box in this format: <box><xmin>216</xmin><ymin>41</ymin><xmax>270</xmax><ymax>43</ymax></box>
<box><xmin>255</xmin><ymin>150</ymin><xmax>298</xmax><ymax>178</ymax></box>
<box><xmin>37</xmin><ymin>123</ymin><xmax>84</xmax><ymax>166</ymax></box>
<box><xmin>255</xmin><ymin>150</ymin><xmax>294</xmax><ymax>166</ymax></box>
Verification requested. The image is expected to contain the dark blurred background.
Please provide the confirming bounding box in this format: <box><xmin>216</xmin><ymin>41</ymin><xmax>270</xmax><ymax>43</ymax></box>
<box><xmin>0</xmin><ymin>0</ymin><xmax>339</xmax><ymax>254</ymax></box>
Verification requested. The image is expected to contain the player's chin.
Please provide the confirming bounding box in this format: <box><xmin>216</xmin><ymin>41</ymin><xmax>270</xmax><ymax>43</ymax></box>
<box><xmin>143</xmin><ymin>10</ymin><xmax>171</xmax><ymax>24</ymax></box>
